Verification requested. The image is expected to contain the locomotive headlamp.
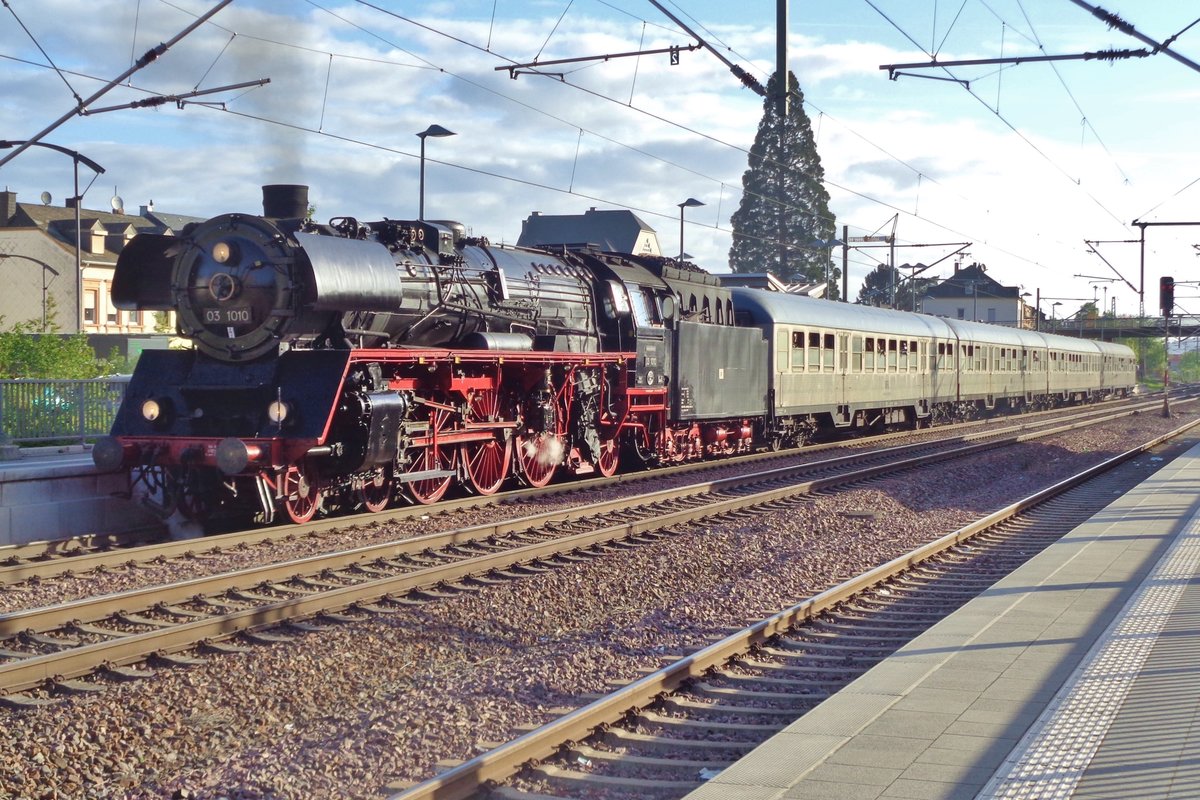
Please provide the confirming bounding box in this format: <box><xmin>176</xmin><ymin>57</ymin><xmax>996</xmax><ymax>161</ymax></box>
<box><xmin>267</xmin><ymin>400</ymin><xmax>291</xmax><ymax>424</ymax></box>
<box><xmin>211</xmin><ymin>241</ymin><xmax>238</xmax><ymax>265</ymax></box>
<box><xmin>141</xmin><ymin>398</ymin><xmax>162</xmax><ymax>422</ymax></box>
<box><xmin>141</xmin><ymin>397</ymin><xmax>174</xmax><ymax>427</ymax></box>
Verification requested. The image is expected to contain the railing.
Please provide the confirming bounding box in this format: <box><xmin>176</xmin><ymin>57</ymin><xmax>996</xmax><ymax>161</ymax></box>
<box><xmin>0</xmin><ymin>376</ymin><xmax>130</xmax><ymax>444</ymax></box>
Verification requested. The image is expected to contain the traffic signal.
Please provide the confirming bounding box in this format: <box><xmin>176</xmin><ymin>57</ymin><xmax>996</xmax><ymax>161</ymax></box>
<box><xmin>1160</xmin><ymin>276</ymin><xmax>1175</xmax><ymax>316</ymax></box>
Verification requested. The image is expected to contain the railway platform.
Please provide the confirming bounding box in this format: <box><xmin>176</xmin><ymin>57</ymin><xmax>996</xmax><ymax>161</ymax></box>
<box><xmin>684</xmin><ymin>441</ymin><xmax>1200</xmax><ymax>800</ymax></box>
<box><xmin>0</xmin><ymin>445</ymin><xmax>155</xmax><ymax>546</ymax></box>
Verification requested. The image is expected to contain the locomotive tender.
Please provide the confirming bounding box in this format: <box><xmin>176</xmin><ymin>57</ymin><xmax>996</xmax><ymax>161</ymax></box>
<box><xmin>93</xmin><ymin>185</ymin><xmax>1137</xmax><ymax>525</ymax></box>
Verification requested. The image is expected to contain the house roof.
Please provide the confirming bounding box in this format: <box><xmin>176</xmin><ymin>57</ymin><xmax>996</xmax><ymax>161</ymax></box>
<box><xmin>924</xmin><ymin>263</ymin><xmax>1020</xmax><ymax>300</ymax></box>
<box><xmin>517</xmin><ymin>208</ymin><xmax>659</xmax><ymax>254</ymax></box>
<box><xmin>717</xmin><ymin>273</ymin><xmax>828</xmax><ymax>296</ymax></box>
<box><xmin>5</xmin><ymin>197</ymin><xmax>202</xmax><ymax>267</ymax></box>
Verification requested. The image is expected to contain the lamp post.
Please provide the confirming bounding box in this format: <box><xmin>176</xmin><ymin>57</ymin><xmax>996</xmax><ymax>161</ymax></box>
<box><xmin>0</xmin><ymin>254</ymin><xmax>59</xmax><ymax>331</ymax></box>
<box><xmin>677</xmin><ymin>198</ymin><xmax>704</xmax><ymax>261</ymax></box>
<box><xmin>0</xmin><ymin>140</ymin><xmax>105</xmax><ymax>332</ymax></box>
<box><xmin>416</xmin><ymin>124</ymin><xmax>455</xmax><ymax>221</ymax></box>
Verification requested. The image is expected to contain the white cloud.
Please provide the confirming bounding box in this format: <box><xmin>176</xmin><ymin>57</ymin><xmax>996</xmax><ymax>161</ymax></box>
<box><xmin>1</xmin><ymin>0</ymin><xmax>1196</xmax><ymax>313</ymax></box>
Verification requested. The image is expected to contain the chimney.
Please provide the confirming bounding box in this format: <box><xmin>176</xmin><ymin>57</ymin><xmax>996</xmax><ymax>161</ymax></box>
<box><xmin>139</xmin><ymin>200</ymin><xmax>155</xmax><ymax>216</ymax></box>
<box><xmin>0</xmin><ymin>190</ymin><xmax>14</xmax><ymax>226</ymax></box>
<box><xmin>262</xmin><ymin>184</ymin><xmax>309</xmax><ymax>219</ymax></box>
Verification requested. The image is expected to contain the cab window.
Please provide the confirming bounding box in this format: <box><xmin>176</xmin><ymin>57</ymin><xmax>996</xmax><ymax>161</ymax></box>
<box><xmin>628</xmin><ymin>286</ymin><xmax>661</xmax><ymax>326</ymax></box>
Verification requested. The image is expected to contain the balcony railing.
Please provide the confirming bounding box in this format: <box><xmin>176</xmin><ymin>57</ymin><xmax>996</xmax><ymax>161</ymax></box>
<box><xmin>0</xmin><ymin>376</ymin><xmax>130</xmax><ymax>444</ymax></box>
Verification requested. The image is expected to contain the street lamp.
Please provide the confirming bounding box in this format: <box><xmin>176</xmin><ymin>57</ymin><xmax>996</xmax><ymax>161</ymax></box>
<box><xmin>0</xmin><ymin>140</ymin><xmax>104</xmax><ymax>332</ymax></box>
<box><xmin>416</xmin><ymin>124</ymin><xmax>456</xmax><ymax>221</ymax></box>
<box><xmin>677</xmin><ymin>198</ymin><xmax>705</xmax><ymax>261</ymax></box>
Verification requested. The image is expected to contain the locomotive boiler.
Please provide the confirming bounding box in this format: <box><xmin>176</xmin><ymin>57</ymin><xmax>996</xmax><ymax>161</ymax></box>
<box><xmin>111</xmin><ymin>184</ymin><xmax>603</xmax><ymax>360</ymax></box>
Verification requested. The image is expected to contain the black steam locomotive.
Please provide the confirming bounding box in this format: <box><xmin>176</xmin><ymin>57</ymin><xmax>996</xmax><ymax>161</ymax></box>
<box><xmin>94</xmin><ymin>185</ymin><xmax>765</xmax><ymax>524</ymax></box>
<box><xmin>95</xmin><ymin>185</ymin><xmax>1135</xmax><ymax>526</ymax></box>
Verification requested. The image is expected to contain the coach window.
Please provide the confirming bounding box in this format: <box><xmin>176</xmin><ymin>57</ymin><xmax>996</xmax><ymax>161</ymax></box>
<box><xmin>808</xmin><ymin>332</ymin><xmax>821</xmax><ymax>370</ymax></box>
<box><xmin>824</xmin><ymin>333</ymin><xmax>835</xmax><ymax>372</ymax></box>
<box><xmin>852</xmin><ymin>336</ymin><xmax>863</xmax><ymax>372</ymax></box>
<box><xmin>777</xmin><ymin>331</ymin><xmax>796</xmax><ymax>371</ymax></box>
<box><xmin>864</xmin><ymin>337</ymin><xmax>876</xmax><ymax>371</ymax></box>
<box><xmin>911</xmin><ymin>341</ymin><xmax>919</xmax><ymax>371</ymax></box>
<box><xmin>791</xmin><ymin>331</ymin><xmax>805</xmax><ymax>370</ymax></box>
<box><xmin>888</xmin><ymin>339</ymin><xmax>898</xmax><ymax>371</ymax></box>
<box><xmin>898</xmin><ymin>340</ymin><xmax>908</xmax><ymax>370</ymax></box>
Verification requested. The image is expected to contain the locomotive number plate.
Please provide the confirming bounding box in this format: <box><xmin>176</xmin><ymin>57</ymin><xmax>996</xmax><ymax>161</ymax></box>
<box><xmin>204</xmin><ymin>306</ymin><xmax>253</xmax><ymax>325</ymax></box>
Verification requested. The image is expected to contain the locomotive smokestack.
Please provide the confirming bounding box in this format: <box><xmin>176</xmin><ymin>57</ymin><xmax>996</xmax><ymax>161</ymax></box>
<box><xmin>262</xmin><ymin>184</ymin><xmax>309</xmax><ymax>219</ymax></box>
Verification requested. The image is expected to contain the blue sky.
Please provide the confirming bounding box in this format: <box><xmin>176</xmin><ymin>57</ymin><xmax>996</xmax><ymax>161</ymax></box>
<box><xmin>1</xmin><ymin>1</ymin><xmax>1197</xmax><ymax>317</ymax></box>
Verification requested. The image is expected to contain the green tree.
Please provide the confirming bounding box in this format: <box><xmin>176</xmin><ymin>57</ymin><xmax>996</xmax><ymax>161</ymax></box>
<box><xmin>729</xmin><ymin>70</ymin><xmax>837</xmax><ymax>292</ymax></box>
<box><xmin>0</xmin><ymin>304</ymin><xmax>125</xmax><ymax>379</ymax></box>
<box><xmin>1178</xmin><ymin>346</ymin><xmax>1200</xmax><ymax>382</ymax></box>
<box><xmin>856</xmin><ymin>263</ymin><xmax>936</xmax><ymax>311</ymax></box>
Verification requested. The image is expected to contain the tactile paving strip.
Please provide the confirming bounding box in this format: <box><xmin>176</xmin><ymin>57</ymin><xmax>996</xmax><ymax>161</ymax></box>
<box><xmin>976</xmin><ymin>509</ymin><xmax>1200</xmax><ymax>799</ymax></box>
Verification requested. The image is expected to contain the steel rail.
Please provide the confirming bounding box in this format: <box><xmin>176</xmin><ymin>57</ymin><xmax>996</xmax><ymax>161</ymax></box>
<box><xmin>389</xmin><ymin>416</ymin><xmax>1200</xmax><ymax>800</ymax></box>
<box><xmin>1</xmin><ymin>394</ymin><xmax>1178</xmax><ymax>584</ymax></box>
<box><xmin>0</xmin><ymin>408</ymin><xmax>1180</xmax><ymax>696</ymax></box>
<box><xmin>0</xmin><ymin>399</ymin><xmax>1157</xmax><ymax>634</ymax></box>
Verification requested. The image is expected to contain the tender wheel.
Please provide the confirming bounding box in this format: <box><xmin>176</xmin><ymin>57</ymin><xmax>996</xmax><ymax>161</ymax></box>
<box><xmin>462</xmin><ymin>437</ymin><xmax>512</xmax><ymax>495</ymax></box>
<box><xmin>516</xmin><ymin>432</ymin><xmax>562</xmax><ymax>487</ymax></box>
<box><xmin>359</xmin><ymin>466</ymin><xmax>392</xmax><ymax>512</ymax></box>
<box><xmin>596</xmin><ymin>436</ymin><xmax>619</xmax><ymax>477</ymax></box>
<box><xmin>283</xmin><ymin>462</ymin><xmax>321</xmax><ymax>524</ymax></box>
<box><xmin>405</xmin><ymin>445</ymin><xmax>456</xmax><ymax>504</ymax></box>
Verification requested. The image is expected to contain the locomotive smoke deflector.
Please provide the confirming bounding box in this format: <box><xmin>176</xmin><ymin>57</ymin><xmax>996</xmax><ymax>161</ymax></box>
<box><xmin>111</xmin><ymin>234</ymin><xmax>179</xmax><ymax>310</ymax></box>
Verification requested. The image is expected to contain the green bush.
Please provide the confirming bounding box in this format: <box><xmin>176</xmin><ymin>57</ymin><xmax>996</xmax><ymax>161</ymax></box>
<box><xmin>0</xmin><ymin>320</ymin><xmax>125</xmax><ymax>379</ymax></box>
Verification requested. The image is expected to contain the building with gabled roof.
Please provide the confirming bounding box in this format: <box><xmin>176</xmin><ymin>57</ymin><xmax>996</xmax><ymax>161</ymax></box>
<box><xmin>0</xmin><ymin>189</ymin><xmax>201</xmax><ymax>335</ymax></box>
<box><xmin>517</xmin><ymin>208</ymin><xmax>662</xmax><ymax>256</ymax></box>
<box><xmin>921</xmin><ymin>262</ymin><xmax>1031</xmax><ymax>327</ymax></box>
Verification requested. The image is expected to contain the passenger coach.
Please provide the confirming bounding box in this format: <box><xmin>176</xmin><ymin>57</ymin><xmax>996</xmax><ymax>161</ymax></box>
<box><xmin>729</xmin><ymin>288</ymin><xmax>1136</xmax><ymax>446</ymax></box>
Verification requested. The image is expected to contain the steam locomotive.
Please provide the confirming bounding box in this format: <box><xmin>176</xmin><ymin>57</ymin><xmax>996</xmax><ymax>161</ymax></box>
<box><xmin>93</xmin><ymin>185</ymin><xmax>1137</xmax><ymax>526</ymax></box>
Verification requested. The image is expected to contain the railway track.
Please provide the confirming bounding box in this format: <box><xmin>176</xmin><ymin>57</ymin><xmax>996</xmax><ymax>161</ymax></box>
<box><xmin>0</xmin><ymin>393</ymin><xmax>1180</xmax><ymax>585</ymax></box>
<box><xmin>387</xmin><ymin>417</ymin><xmax>1200</xmax><ymax>800</ymax></box>
<box><xmin>0</xmin><ymin>399</ymin><xmax>1185</xmax><ymax>705</ymax></box>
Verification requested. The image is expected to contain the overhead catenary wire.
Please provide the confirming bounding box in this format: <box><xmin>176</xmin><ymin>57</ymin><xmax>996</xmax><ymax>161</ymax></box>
<box><xmin>2</xmin><ymin>0</ymin><xmax>83</xmax><ymax>104</ymax></box>
<box><xmin>863</xmin><ymin>0</ymin><xmax>1130</xmax><ymax>231</ymax></box>
<box><xmin>93</xmin><ymin>0</ymin><xmax>1081</xmax><ymax>269</ymax></box>
<box><xmin>0</xmin><ymin>1</ymin><xmax>1156</xmax><ymax>283</ymax></box>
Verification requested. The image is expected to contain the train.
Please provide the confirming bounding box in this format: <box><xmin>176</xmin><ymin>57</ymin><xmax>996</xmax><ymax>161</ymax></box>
<box><xmin>92</xmin><ymin>185</ymin><xmax>1138</xmax><ymax>526</ymax></box>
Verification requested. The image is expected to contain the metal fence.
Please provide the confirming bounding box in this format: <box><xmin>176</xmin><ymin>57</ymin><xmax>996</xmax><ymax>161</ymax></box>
<box><xmin>0</xmin><ymin>376</ymin><xmax>130</xmax><ymax>444</ymax></box>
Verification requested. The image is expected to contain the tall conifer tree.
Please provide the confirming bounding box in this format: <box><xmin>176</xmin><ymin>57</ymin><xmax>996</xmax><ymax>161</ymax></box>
<box><xmin>729</xmin><ymin>71</ymin><xmax>836</xmax><ymax>291</ymax></box>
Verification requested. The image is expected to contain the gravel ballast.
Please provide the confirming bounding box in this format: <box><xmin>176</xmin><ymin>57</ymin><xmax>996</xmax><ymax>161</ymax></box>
<box><xmin>0</xmin><ymin>409</ymin><xmax>1195</xmax><ymax>799</ymax></box>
